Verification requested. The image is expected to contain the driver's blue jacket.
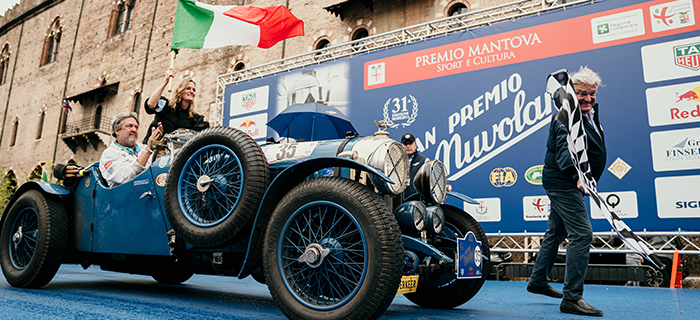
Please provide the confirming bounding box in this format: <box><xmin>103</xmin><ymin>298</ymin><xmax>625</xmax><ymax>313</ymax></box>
<box><xmin>99</xmin><ymin>141</ymin><xmax>152</xmax><ymax>187</ymax></box>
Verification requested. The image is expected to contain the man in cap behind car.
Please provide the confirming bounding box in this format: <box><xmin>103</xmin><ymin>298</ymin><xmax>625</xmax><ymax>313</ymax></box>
<box><xmin>402</xmin><ymin>133</ymin><xmax>428</xmax><ymax>197</ymax></box>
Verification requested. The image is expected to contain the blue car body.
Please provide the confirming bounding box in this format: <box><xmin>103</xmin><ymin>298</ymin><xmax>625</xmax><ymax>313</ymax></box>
<box><xmin>0</xmin><ymin>128</ymin><xmax>489</xmax><ymax>320</ymax></box>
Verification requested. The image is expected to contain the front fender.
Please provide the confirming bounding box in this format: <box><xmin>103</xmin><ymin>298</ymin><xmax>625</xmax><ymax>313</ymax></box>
<box><xmin>237</xmin><ymin>157</ymin><xmax>395</xmax><ymax>278</ymax></box>
<box><xmin>0</xmin><ymin>181</ymin><xmax>70</xmax><ymax>226</ymax></box>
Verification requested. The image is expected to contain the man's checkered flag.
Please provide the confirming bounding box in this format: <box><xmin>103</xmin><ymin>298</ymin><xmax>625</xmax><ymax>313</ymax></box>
<box><xmin>545</xmin><ymin>69</ymin><xmax>665</xmax><ymax>270</ymax></box>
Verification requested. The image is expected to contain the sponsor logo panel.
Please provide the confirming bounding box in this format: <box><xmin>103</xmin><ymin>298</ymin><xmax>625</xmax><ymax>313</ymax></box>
<box><xmin>524</xmin><ymin>165</ymin><xmax>543</xmax><ymax>185</ymax></box>
<box><xmin>367</xmin><ymin>62</ymin><xmax>385</xmax><ymax>86</ymax></box>
<box><xmin>229</xmin><ymin>86</ymin><xmax>269</xmax><ymax>116</ymax></box>
<box><xmin>655</xmin><ymin>175</ymin><xmax>700</xmax><ymax>218</ymax></box>
<box><xmin>464</xmin><ymin>198</ymin><xmax>501</xmax><ymax>222</ymax></box>
<box><xmin>523</xmin><ymin>195</ymin><xmax>551</xmax><ymax>221</ymax></box>
<box><xmin>489</xmin><ymin>167</ymin><xmax>517</xmax><ymax>187</ymax></box>
<box><xmin>590</xmin><ymin>191</ymin><xmax>639</xmax><ymax>219</ymax></box>
<box><xmin>591</xmin><ymin>9</ymin><xmax>645</xmax><ymax>44</ymax></box>
<box><xmin>650</xmin><ymin>0</ymin><xmax>695</xmax><ymax>33</ymax></box>
<box><xmin>158</xmin><ymin>156</ymin><xmax>169</xmax><ymax>168</ymax></box>
<box><xmin>642</xmin><ymin>36</ymin><xmax>700</xmax><ymax>83</ymax></box>
<box><xmin>646</xmin><ymin>81</ymin><xmax>700</xmax><ymax>127</ymax></box>
<box><xmin>674</xmin><ymin>42</ymin><xmax>700</xmax><ymax>70</ymax></box>
<box><xmin>382</xmin><ymin>95</ymin><xmax>418</xmax><ymax>129</ymax></box>
<box><xmin>650</xmin><ymin>127</ymin><xmax>700</xmax><ymax>171</ymax></box>
<box><xmin>608</xmin><ymin>157</ymin><xmax>632</xmax><ymax>179</ymax></box>
<box><xmin>155</xmin><ymin>173</ymin><xmax>167</xmax><ymax>187</ymax></box>
<box><xmin>229</xmin><ymin>113</ymin><xmax>268</xmax><ymax>140</ymax></box>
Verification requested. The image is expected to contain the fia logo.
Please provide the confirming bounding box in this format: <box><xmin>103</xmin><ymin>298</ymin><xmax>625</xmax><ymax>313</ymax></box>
<box><xmin>489</xmin><ymin>167</ymin><xmax>517</xmax><ymax>187</ymax></box>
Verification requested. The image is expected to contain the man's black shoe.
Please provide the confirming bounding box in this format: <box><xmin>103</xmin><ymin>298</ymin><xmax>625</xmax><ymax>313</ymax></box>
<box><xmin>527</xmin><ymin>282</ymin><xmax>563</xmax><ymax>298</ymax></box>
<box><xmin>560</xmin><ymin>299</ymin><xmax>603</xmax><ymax>317</ymax></box>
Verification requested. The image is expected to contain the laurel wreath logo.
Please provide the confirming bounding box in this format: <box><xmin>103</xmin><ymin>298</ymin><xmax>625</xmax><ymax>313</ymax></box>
<box><xmin>382</xmin><ymin>95</ymin><xmax>418</xmax><ymax>129</ymax></box>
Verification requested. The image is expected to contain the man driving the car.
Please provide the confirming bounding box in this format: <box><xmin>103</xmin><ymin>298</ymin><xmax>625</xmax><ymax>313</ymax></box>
<box><xmin>99</xmin><ymin>112</ymin><xmax>163</xmax><ymax>187</ymax></box>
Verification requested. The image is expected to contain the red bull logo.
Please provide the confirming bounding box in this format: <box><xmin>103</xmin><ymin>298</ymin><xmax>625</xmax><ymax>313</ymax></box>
<box><xmin>677</xmin><ymin>90</ymin><xmax>698</xmax><ymax>102</ymax></box>
<box><xmin>240</xmin><ymin>119</ymin><xmax>257</xmax><ymax>129</ymax></box>
<box><xmin>676</xmin><ymin>86</ymin><xmax>700</xmax><ymax>102</ymax></box>
<box><xmin>673</xmin><ymin>86</ymin><xmax>700</xmax><ymax>120</ymax></box>
<box><xmin>239</xmin><ymin>119</ymin><xmax>259</xmax><ymax>137</ymax></box>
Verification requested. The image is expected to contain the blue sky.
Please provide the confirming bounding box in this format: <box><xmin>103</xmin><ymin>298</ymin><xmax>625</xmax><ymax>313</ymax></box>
<box><xmin>0</xmin><ymin>0</ymin><xmax>20</xmax><ymax>15</ymax></box>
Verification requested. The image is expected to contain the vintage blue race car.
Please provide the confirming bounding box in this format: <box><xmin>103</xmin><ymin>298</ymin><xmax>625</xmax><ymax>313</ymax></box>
<box><xmin>0</xmin><ymin>125</ymin><xmax>489</xmax><ymax>320</ymax></box>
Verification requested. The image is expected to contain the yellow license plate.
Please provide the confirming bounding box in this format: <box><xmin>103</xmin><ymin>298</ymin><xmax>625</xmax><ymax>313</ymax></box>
<box><xmin>396</xmin><ymin>275</ymin><xmax>419</xmax><ymax>295</ymax></box>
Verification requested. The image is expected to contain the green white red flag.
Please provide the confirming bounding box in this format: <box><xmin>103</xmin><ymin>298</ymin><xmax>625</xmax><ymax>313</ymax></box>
<box><xmin>172</xmin><ymin>0</ymin><xmax>304</xmax><ymax>50</ymax></box>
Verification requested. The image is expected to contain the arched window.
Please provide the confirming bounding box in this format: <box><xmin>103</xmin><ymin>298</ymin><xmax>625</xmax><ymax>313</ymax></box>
<box><xmin>0</xmin><ymin>44</ymin><xmax>9</xmax><ymax>85</ymax></box>
<box><xmin>3</xmin><ymin>170</ymin><xmax>17</xmax><ymax>196</ymax></box>
<box><xmin>232</xmin><ymin>61</ymin><xmax>245</xmax><ymax>71</ymax></box>
<box><xmin>28</xmin><ymin>162</ymin><xmax>44</xmax><ymax>181</ymax></box>
<box><xmin>132</xmin><ymin>92</ymin><xmax>141</xmax><ymax>113</ymax></box>
<box><xmin>59</xmin><ymin>108</ymin><xmax>68</xmax><ymax>134</ymax></box>
<box><xmin>40</xmin><ymin>17</ymin><xmax>62</xmax><ymax>66</ymax></box>
<box><xmin>36</xmin><ymin>106</ymin><xmax>47</xmax><ymax>140</ymax></box>
<box><xmin>447</xmin><ymin>2</ymin><xmax>469</xmax><ymax>17</ymax></box>
<box><xmin>109</xmin><ymin>0</ymin><xmax>136</xmax><ymax>37</ymax></box>
<box><xmin>314</xmin><ymin>38</ymin><xmax>330</xmax><ymax>51</ymax></box>
<box><xmin>94</xmin><ymin>105</ymin><xmax>102</xmax><ymax>129</ymax></box>
<box><xmin>351</xmin><ymin>27</ymin><xmax>369</xmax><ymax>41</ymax></box>
<box><xmin>9</xmin><ymin>116</ymin><xmax>19</xmax><ymax>147</ymax></box>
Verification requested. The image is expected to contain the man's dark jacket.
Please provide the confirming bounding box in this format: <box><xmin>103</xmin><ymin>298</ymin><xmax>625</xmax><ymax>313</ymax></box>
<box><xmin>406</xmin><ymin>152</ymin><xmax>428</xmax><ymax>197</ymax></box>
<box><xmin>542</xmin><ymin>103</ymin><xmax>606</xmax><ymax>190</ymax></box>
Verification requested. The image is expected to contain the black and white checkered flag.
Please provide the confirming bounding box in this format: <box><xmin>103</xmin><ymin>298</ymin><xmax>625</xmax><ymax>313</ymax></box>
<box><xmin>545</xmin><ymin>70</ymin><xmax>665</xmax><ymax>270</ymax></box>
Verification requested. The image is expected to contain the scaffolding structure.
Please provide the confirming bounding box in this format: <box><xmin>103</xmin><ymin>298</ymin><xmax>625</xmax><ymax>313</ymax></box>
<box><xmin>489</xmin><ymin>231</ymin><xmax>700</xmax><ymax>255</ymax></box>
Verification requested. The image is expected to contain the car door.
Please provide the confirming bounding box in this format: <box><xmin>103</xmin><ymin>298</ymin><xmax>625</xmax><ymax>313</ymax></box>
<box><xmin>92</xmin><ymin>167</ymin><xmax>171</xmax><ymax>255</ymax></box>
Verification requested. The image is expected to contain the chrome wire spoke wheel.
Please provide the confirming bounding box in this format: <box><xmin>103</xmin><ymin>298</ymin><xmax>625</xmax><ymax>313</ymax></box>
<box><xmin>178</xmin><ymin>144</ymin><xmax>243</xmax><ymax>227</ymax></box>
<box><xmin>278</xmin><ymin>201</ymin><xmax>368</xmax><ymax>310</ymax></box>
<box><xmin>9</xmin><ymin>208</ymin><xmax>39</xmax><ymax>270</ymax></box>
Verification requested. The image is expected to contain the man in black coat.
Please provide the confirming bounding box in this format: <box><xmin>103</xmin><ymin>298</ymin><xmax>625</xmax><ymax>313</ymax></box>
<box><xmin>527</xmin><ymin>67</ymin><xmax>606</xmax><ymax>317</ymax></box>
<box><xmin>402</xmin><ymin>133</ymin><xmax>428</xmax><ymax>197</ymax></box>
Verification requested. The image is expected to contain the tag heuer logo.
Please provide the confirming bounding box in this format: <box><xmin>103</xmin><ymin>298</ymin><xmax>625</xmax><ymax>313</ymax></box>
<box><xmin>674</xmin><ymin>43</ymin><xmax>700</xmax><ymax>71</ymax></box>
<box><xmin>241</xmin><ymin>93</ymin><xmax>257</xmax><ymax>110</ymax></box>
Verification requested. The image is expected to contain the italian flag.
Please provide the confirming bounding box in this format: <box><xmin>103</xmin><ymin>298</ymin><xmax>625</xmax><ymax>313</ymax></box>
<box><xmin>172</xmin><ymin>0</ymin><xmax>304</xmax><ymax>50</ymax></box>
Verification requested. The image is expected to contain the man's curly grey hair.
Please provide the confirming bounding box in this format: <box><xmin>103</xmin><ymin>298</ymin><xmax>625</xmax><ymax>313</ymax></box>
<box><xmin>570</xmin><ymin>66</ymin><xmax>602</xmax><ymax>87</ymax></box>
<box><xmin>111</xmin><ymin>112</ymin><xmax>139</xmax><ymax>138</ymax></box>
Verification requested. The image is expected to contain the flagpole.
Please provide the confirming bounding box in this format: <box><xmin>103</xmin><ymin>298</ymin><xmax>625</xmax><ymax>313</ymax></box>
<box><xmin>168</xmin><ymin>50</ymin><xmax>177</xmax><ymax>93</ymax></box>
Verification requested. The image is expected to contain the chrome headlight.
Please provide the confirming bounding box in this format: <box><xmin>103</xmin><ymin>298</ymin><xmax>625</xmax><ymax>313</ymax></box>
<box><xmin>393</xmin><ymin>201</ymin><xmax>426</xmax><ymax>234</ymax></box>
<box><xmin>425</xmin><ymin>206</ymin><xmax>444</xmax><ymax>235</ymax></box>
<box><xmin>367</xmin><ymin>141</ymin><xmax>409</xmax><ymax>195</ymax></box>
<box><xmin>413</xmin><ymin>160</ymin><xmax>448</xmax><ymax>204</ymax></box>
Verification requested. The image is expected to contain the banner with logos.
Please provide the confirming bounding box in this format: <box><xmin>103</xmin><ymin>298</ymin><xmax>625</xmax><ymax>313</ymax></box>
<box><xmin>224</xmin><ymin>0</ymin><xmax>700</xmax><ymax>233</ymax></box>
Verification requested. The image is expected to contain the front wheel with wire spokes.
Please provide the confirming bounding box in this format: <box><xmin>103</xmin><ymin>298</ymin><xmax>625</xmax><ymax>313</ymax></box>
<box><xmin>165</xmin><ymin>127</ymin><xmax>270</xmax><ymax>248</ymax></box>
<box><xmin>0</xmin><ymin>190</ymin><xmax>67</xmax><ymax>288</ymax></box>
<box><xmin>263</xmin><ymin>177</ymin><xmax>403</xmax><ymax>320</ymax></box>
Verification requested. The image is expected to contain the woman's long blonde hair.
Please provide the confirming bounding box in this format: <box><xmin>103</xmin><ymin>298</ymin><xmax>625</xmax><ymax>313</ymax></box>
<box><xmin>169</xmin><ymin>76</ymin><xmax>196</xmax><ymax>118</ymax></box>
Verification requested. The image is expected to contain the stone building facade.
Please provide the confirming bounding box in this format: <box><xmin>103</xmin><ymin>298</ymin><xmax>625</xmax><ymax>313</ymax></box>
<box><xmin>0</xmin><ymin>0</ymin><xmax>508</xmax><ymax>182</ymax></box>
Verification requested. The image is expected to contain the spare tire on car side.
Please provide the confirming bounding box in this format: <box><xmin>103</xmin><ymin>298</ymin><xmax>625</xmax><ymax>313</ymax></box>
<box><xmin>164</xmin><ymin>127</ymin><xmax>270</xmax><ymax>248</ymax></box>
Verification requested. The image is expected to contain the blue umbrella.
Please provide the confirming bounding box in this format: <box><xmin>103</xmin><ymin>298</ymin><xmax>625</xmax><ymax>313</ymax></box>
<box><xmin>267</xmin><ymin>103</ymin><xmax>356</xmax><ymax>141</ymax></box>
